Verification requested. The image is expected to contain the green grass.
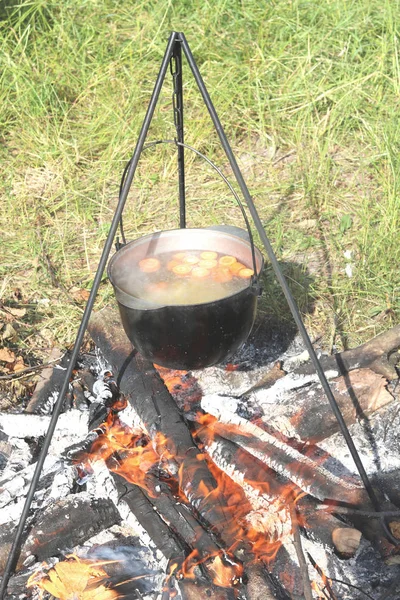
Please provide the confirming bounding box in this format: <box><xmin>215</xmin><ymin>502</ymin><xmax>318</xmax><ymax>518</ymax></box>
<box><xmin>1</xmin><ymin>0</ymin><xmax>400</xmax><ymax>359</ymax></box>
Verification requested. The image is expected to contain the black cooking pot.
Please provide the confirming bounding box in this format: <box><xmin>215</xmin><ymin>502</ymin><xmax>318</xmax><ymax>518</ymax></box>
<box><xmin>107</xmin><ymin>227</ymin><xmax>264</xmax><ymax>369</ymax></box>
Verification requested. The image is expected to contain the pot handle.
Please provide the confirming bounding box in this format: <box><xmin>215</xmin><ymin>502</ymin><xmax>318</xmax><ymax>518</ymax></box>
<box><xmin>117</xmin><ymin>139</ymin><xmax>261</xmax><ymax>293</ymax></box>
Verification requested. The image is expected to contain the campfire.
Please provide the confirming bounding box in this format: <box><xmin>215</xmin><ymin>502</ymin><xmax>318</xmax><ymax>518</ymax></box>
<box><xmin>1</xmin><ymin>309</ymin><xmax>400</xmax><ymax>600</ymax></box>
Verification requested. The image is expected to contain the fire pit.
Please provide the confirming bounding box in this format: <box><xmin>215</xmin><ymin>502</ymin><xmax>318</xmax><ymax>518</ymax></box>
<box><xmin>1</xmin><ymin>312</ymin><xmax>400</xmax><ymax>599</ymax></box>
<box><xmin>1</xmin><ymin>30</ymin><xmax>400</xmax><ymax>600</ymax></box>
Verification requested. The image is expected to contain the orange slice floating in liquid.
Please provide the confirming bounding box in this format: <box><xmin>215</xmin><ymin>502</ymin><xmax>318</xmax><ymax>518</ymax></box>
<box><xmin>191</xmin><ymin>267</ymin><xmax>211</xmax><ymax>278</ymax></box>
<box><xmin>229</xmin><ymin>261</ymin><xmax>246</xmax><ymax>274</ymax></box>
<box><xmin>200</xmin><ymin>251</ymin><xmax>218</xmax><ymax>260</ymax></box>
<box><xmin>167</xmin><ymin>259</ymin><xmax>181</xmax><ymax>271</ymax></box>
<box><xmin>198</xmin><ymin>259</ymin><xmax>218</xmax><ymax>269</ymax></box>
<box><xmin>212</xmin><ymin>267</ymin><xmax>233</xmax><ymax>283</ymax></box>
<box><xmin>139</xmin><ymin>257</ymin><xmax>161</xmax><ymax>273</ymax></box>
<box><xmin>183</xmin><ymin>255</ymin><xmax>200</xmax><ymax>265</ymax></box>
<box><xmin>238</xmin><ymin>268</ymin><xmax>254</xmax><ymax>278</ymax></box>
<box><xmin>219</xmin><ymin>255</ymin><xmax>237</xmax><ymax>267</ymax></box>
<box><xmin>172</xmin><ymin>264</ymin><xmax>193</xmax><ymax>276</ymax></box>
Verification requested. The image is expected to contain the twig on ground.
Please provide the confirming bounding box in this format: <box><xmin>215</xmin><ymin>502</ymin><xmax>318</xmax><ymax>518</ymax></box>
<box><xmin>289</xmin><ymin>502</ymin><xmax>313</xmax><ymax>600</ymax></box>
<box><xmin>0</xmin><ymin>356</ymin><xmax>64</xmax><ymax>380</ymax></box>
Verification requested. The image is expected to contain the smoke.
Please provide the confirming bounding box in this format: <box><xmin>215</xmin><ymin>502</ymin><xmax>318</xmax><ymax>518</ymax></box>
<box><xmin>88</xmin><ymin>543</ymin><xmax>161</xmax><ymax>596</ymax></box>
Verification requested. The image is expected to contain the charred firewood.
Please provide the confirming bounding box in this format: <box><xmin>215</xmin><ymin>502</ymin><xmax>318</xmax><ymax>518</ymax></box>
<box><xmin>0</xmin><ymin>494</ymin><xmax>120</xmax><ymax>576</ymax></box>
<box><xmin>293</xmin><ymin>324</ymin><xmax>400</xmax><ymax>380</ymax></box>
<box><xmin>25</xmin><ymin>349</ymin><xmax>70</xmax><ymax>414</ymax></box>
<box><xmin>142</xmin><ymin>476</ymin><xmax>225</xmax><ymax>559</ymax></box>
<box><xmin>88</xmin><ymin>309</ymin><xmax>241</xmax><ymax>547</ymax></box>
<box><xmin>71</xmin><ymin>381</ymin><xmax>89</xmax><ymax>412</ymax></box>
<box><xmin>112</xmin><ymin>473</ymin><xmax>185</xmax><ymax>562</ymax></box>
<box><xmin>200</xmin><ymin>397</ymin><xmax>368</xmax><ymax>506</ymax></box>
<box><xmin>179</xmin><ymin>580</ymin><xmax>236</xmax><ymax>600</ymax></box>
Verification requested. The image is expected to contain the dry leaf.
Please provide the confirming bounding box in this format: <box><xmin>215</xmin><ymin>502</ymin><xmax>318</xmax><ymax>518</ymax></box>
<box><xmin>5</xmin><ymin>306</ymin><xmax>26</xmax><ymax>319</ymax></box>
<box><xmin>0</xmin><ymin>348</ymin><xmax>16</xmax><ymax>363</ymax></box>
<box><xmin>1</xmin><ymin>323</ymin><xmax>17</xmax><ymax>342</ymax></box>
<box><xmin>70</xmin><ymin>287</ymin><xmax>91</xmax><ymax>303</ymax></box>
<box><xmin>28</xmin><ymin>556</ymin><xmax>118</xmax><ymax>600</ymax></box>
<box><xmin>13</xmin><ymin>356</ymin><xmax>26</xmax><ymax>372</ymax></box>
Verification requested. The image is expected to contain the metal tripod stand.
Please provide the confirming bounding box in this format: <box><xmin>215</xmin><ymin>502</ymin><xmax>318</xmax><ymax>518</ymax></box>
<box><xmin>0</xmin><ymin>29</ymin><xmax>396</xmax><ymax>599</ymax></box>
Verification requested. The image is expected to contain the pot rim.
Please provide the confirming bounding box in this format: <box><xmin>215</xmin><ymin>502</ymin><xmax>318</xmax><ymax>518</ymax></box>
<box><xmin>107</xmin><ymin>227</ymin><xmax>264</xmax><ymax>310</ymax></box>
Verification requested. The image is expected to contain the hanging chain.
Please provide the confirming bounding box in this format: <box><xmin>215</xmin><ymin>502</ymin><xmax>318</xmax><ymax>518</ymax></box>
<box><xmin>170</xmin><ymin>50</ymin><xmax>182</xmax><ymax>141</ymax></box>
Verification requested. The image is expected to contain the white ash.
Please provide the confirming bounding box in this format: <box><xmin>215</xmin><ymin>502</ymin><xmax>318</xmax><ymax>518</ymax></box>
<box><xmin>85</xmin><ymin>459</ymin><xmax>120</xmax><ymax>505</ymax></box>
<box><xmin>193</xmin><ymin>363</ymin><xmax>273</xmax><ymax>397</ymax></box>
<box><xmin>92</xmin><ymin>378</ymin><xmax>114</xmax><ymax>402</ymax></box>
<box><xmin>117</xmin><ymin>402</ymin><xmax>146</xmax><ymax>431</ymax></box>
<box><xmin>46</xmin><ymin>464</ymin><xmax>78</xmax><ymax>503</ymax></box>
<box><xmin>283</xmin><ymin>529</ymin><xmax>395</xmax><ymax>599</ymax></box>
<box><xmin>0</xmin><ymin>456</ymin><xmax>59</xmax><ymax>524</ymax></box>
<box><xmin>252</xmin><ymin>370</ymin><xmax>340</xmax><ymax>406</ymax></box>
<box><xmin>1</xmin><ymin>438</ymin><xmax>32</xmax><ymax>480</ymax></box>
<box><xmin>282</xmin><ymin>348</ymin><xmax>311</xmax><ymax>371</ymax></box>
<box><xmin>318</xmin><ymin>401</ymin><xmax>400</xmax><ymax>477</ymax></box>
<box><xmin>0</xmin><ymin>410</ymin><xmax>89</xmax><ymax>459</ymax></box>
<box><xmin>78</xmin><ymin>522</ymin><xmax>140</xmax><ymax>549</ymax></box>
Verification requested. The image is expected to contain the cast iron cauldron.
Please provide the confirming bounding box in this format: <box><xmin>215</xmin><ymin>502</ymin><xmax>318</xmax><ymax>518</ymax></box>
<box><xmin>107</xmin><ymin>228</ymin><xmax>264</xmax><ymax>369</ymax></box>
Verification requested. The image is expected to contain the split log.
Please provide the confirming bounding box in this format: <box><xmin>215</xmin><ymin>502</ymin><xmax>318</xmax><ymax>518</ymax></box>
<box><xmin>200</xmin><ymin>396</ymin><xmax>367</xmax><ymax>505</ymax></box>
<box><xmin>258</xmin><ymin>368</ymin><xmax>394</xmax><ymax>443</ymax></box>
<box><xmin>293</xmin><ymin>325</ymin><xmax>400</xmax><ymax>380</ymax></box>
<box><xmin>25</xmin><ymin>349</ymin><xmax>69</xmax><ymax>414</ymax></box>
<box><xmin>112</xmin><ymin>473</ymin><xmax>184</xmax><ymax>562</ymax></box>
<box><xmin>88</xmin><ymin>309</ymin><xmax>241</xmax><ymax>547</ymax></box>
<box><xmin>0</xmin><ymin>494</ymin><xmax>120</xmax><ymax>576</ymax></box>
<box><xmin>196</xmin><ymin>427</ymin><xmax>362</xmax><ymax>557</ymax></box>
<box><xmin>139</xmin><ymin>476</ymin><xmax>224</xmax><ymax>559</ymax></box>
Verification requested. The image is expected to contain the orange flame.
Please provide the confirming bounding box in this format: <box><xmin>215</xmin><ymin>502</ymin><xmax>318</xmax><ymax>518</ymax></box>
<box><xmin>77</xmin><ymin>367</ymin><xmax>315</xmax><ymax>589</ymax></box>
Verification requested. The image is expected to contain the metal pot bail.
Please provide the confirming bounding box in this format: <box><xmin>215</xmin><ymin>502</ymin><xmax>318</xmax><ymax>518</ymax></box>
<box><xmin>117</xmin><ymin>139</ymin><xmax>262</xmax><ymax>284</ymax></box>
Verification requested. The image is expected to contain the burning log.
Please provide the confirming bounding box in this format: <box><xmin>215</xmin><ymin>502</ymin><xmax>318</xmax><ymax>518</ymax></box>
<box><xmin>200</xmin><ymin>395</ymin><xmax>367</xmax><ymax>505</ymax></box>
<box><xmin>196</xmin><ymin>427</ymin><xmax>362</xmax><ymax>557</ymax></box>
<box><xmin>258</xmin><ymin>368</ymin><xmax>394</xmax><ymax>443</ymax></box>
<box><xmin>88</xmin><ymin>309</ymin><xmax>242</xmax><ymax>547</ymax></box>
<box><xmin>293</xmin><ymin>324</ymin><xmax>400</xmax><ymax>380</ymax></box>
<box><xmin>0</xmin><ymin>494</ymin><xmax>120</xmax><ymax>577</ymax></box>
<box><xmin>112</xmin><ymin>474</ymin><xmax>184</xmax><ymax>562</ymax></box>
